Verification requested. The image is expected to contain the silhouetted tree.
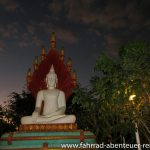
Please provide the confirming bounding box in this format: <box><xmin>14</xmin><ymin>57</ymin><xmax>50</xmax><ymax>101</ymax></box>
<box><xmin>7</xmin><ymin>91</ymin><xmax>35</xmax><ymax>127</ymax></box>
<box><xmin>0</xmin><ymin>105</ymin><xmax>15</xmax><ymax>137</ymax></box>
<box><xmin>0</xmin><ymin>91</ymin><xmax>35</xmax><ymax>136</ymax></box>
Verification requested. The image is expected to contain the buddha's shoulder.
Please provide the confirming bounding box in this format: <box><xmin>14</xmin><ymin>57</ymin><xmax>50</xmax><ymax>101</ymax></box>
<box><xmin>37</xmin><ymin>90</ymin><xmax>44</xmax><ymax>96</ymax></box>
<box><xmin>59</xmin><ymin>90</ymin><xmax>65</xmax><ymax>95</ymax></box>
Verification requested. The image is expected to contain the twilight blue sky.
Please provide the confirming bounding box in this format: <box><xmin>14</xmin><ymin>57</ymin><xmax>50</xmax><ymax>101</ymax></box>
<box><xmin>0</xmin><ymin>0</ymin><xmax>150</xmax><ymax>104</ymax></box>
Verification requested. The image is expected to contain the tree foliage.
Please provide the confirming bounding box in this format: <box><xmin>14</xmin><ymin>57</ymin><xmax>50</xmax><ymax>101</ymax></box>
<box><xmin>7</xmin><ymin>91</ymin><xmax>35</xmax><ymax>127</ymax></box>
<box><xmin>0</xmin><ymin>105</ymin><xmax>16</xmax><ymax>137</ymax></box>
<box><xmin>0</xmin><ymin>91</ymin><xmax>35</xmax><ymax>136</ymax></box>
<box><xmin>71</xmin><ymin>42</ymin><xmax>150</xmax><ymax>144</ymax></box>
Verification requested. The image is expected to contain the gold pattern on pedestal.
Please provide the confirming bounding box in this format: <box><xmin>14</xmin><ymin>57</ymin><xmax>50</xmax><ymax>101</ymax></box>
<box><xmin>19</xmin><ymin>123</ymin><xmax>77</xmax><ymax>131</ymax></box>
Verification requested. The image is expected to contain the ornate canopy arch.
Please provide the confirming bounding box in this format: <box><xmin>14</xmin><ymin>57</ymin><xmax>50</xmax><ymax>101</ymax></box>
<box><xmin>26</xmin><ymin>32</ymin><xmax>77</xmax><ymax>100</ymax></box>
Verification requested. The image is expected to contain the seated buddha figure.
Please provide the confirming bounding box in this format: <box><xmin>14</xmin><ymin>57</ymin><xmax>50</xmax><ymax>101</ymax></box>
<box><xmin>21</xmin><ymin>65</ymin><xmax>76</xmax><ymax>124</ymax></box>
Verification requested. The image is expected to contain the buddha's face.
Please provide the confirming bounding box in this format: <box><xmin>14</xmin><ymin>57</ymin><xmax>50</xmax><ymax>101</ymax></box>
<box><xmin>46</xmin><ymin>73</ymin><xmax>57</xmax><ymax>88</ymax></box>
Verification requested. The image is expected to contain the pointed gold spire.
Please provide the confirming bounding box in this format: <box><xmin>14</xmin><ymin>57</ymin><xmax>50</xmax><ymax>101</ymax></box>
<box><xmin>33</xmin><ymin>56</ymin><xmax>39</xmax><ymax>71</ymax></box>
<box><xmin>26</xmin><ymin>68</ymin><xmax>32</xmax><ymax>87</ymax></box>
<box><xmin>72</xmin><ymin>69</ymin><xmax>77</xmax><ymax>87</ymax></box>
<box><xmin>67</xmin><ymin>57</ymin><xmax>72</xmax><ymax>72</ymax></box>
<box><xmin>60</xmin><ymin>47</ymin><xmax>65</xmax><ymax>61</ymax></box>
<box><xmin>41</xmin><ymin>46</ymin><xmax>46</xmax><ymax>61</ymax></box>
<box><xmin>50</xmin><ymin>32</ymin><xmax>56</xmax><ymax>50</ymax></box>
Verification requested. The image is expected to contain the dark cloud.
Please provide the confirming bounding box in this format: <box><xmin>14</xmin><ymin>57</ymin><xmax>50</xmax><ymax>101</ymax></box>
<box><xmin>18</xmin><ymin>40</ymin><xmax>29</xmax><ymax>48</ymax></box>
<box><xmin>0</xmin><ymin>23</ymin><xmax>18</xmax><ymax>38</ymax></box>
<box><xmin>0</xmin><ymin>0</ymin><xmax>19</xmax><ymax>12</ymax></box>
<box><xmin>18</xmin><ymin>33</ymin><xmax>30</xmax><ymax>48</ymax></box>
<box><xmin>103</xmin><ymin>35</ymin><xmax>122</xmax><ymax>57</ymax></box>
<box><xmin>46</xmin><ymin>0</ymin><xmax>150</xmax><ymax>55</ymax></box>
<box><xmin>18</xmin><ymin>32</ymin><xmax>43</xmax><ymax>48</ymax></box>
<box><xmin>27</xmin><ymin>25</ymin><xmax>35</xmax><ymax>34</ymax></box>
<box><xmin>0</xmin><ymin>0</ymin><xmax>150</xmax><ymax>104</ymax></box>
<box><xmin>55</xmin><ymin>28</ymin><xmax>78</xmax><ymax>44</ymax></box>
<box><xmin>48</xmin><ymin>0</ymin><xmax>150</xmax><ymax>30</ymax></box>
<box><xmin>31</xmin><ymin>35</ymin><xmax>43</xmax><ymax>47</ymax></box>
<box><xmin>28</xmin><ymin>22</ymin><xmax>78</xmax><ymax>44</ymax></box>
<box><xmin>0</xmin><ymin>41</ymin><xmax>7</xmax><ymax>53</ymax></box>
<box><xmin>48</xmin><ymin>0</ymin><xmax>69</xmax><ymax>15</ymax></box>
<box><xmin>88</xmin><ymin>28</ymin><xmax>101</xmax><ymax>36</ymax></box>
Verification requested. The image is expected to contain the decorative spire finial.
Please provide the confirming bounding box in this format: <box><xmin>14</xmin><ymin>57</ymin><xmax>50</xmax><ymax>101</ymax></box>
<box><xmin>41</xmin><ymin>46</ymin><xmax>46</xmax><ymax>61</ymax></box>
<box><xmin>60</xmin><ymin>47</ymin><xmax>65</xmax><ymax>61</ymax></box>
<box><xmin>33</xmin><ymin>56</ymin><xmax>39</xmax><ymax>71</ymax></box>
<box><xmin>72</xmin><ymin>69</ymin><xmax>77</xmax><ymax>87</ymax></box>
<box><xmin>67</xmin><ymin>57</ymin><xmax>72</xmax><ymax>72</ymax></box>
<box><xmin>26</xmin><ymin>68</ymin><xmax>32</xmax><ymax>87</ymax></box>
<box><xmin>50</xmin><ymin>32</ymin><xmax>56</xmax><ymax>50</ymax></box>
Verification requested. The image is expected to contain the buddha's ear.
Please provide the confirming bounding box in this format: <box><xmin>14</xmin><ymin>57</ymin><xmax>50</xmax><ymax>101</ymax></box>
<box><xmin>45</xmin><ymin>77</ymin><xmax>48</xmax><ymax>87</ymax></box>
<box><xmin>55</xmin><ymin>75</ymin><xmax>58</xmax><ymax>88</ymax></box>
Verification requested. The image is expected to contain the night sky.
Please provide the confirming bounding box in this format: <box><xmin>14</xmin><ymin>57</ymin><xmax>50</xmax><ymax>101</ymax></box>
<box><xmin>0</xmin><ymin>0</ymin><xmax>150</xmax><ymax>104</ymax></box>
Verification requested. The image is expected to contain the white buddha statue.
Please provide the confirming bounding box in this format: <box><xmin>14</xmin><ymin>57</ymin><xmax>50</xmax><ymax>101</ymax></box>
<box><xmin>21</xmin><ymin>65</ymin><xmax>76</xmax><ymax>124</ymax></box>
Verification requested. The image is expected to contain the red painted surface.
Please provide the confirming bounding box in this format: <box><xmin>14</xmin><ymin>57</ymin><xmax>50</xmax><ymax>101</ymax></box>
<box><xmin>28</xmin><ymin>49</ymin><xmax>74</xmax><ymax>100</ymax></box>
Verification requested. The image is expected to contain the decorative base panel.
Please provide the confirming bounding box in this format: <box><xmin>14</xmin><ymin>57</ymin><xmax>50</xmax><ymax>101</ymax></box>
<box><xmin>0</xmin><ymin>124</ymin><xmax>96</xmax><ymax>150</ymax></box>
<box><xmin>19</xmin><ymin>123</ymin><xmax>77</xmax><ymax>131</ymax></box>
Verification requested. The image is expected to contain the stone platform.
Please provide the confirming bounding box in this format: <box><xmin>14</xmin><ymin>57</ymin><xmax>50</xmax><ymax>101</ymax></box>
<box><xmin>0</xmin><ymin>124</ymin><xmax>97</xmax><ymax>150</ymax></box>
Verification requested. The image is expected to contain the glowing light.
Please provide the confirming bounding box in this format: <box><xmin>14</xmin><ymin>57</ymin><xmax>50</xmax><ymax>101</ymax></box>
<box><xmin>129</xmin><ymin>94</ymin><xmax>136</xmax><ymax>101</ymax></box>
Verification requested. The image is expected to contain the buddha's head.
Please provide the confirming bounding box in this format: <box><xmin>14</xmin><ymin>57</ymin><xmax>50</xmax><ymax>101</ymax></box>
<box><xmin>46</xmin><ymin>65</ymin><xmax>58</xmax><ymax>89</ymax></box>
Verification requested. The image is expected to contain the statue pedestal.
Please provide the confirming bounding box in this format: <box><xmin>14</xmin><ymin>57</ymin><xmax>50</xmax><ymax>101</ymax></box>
<box><xmin>0</xmin><ymin>124</ymin><xmax>97</xmax><ymax>150</ymax></box>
